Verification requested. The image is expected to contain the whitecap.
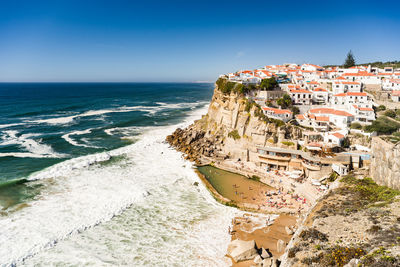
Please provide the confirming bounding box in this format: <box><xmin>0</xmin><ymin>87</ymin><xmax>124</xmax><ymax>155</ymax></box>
<box><xmin>0</xmin><ymin>104</ymin><xmax>239</xmax><ymax>267</ymax></box>
<box><xmin>0</xmin><ymin>130</ymin><xmax>67</xmax><ymax>158</ymax></box>
<box><xmin>61</xmin><ymin>129</ymin><xmax>101</xmax><ymax>148</ymax></box>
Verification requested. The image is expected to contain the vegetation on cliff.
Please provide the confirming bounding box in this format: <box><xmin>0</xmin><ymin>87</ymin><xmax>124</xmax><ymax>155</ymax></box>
<box><xmin>364</xmin><ymin>116</ymin><xmax>400</xmax><ymax>134</ymax></box>
<box><xmin>228</xmin><ymin>129</ymin><xmax>241</xmax><ymax>140</ymax></box>
<box><xmin>216</xmin><ymin>77</ymin><xmax>278</xmax><ymax>95</ymax></box>
<box><xmin>216</xmin><ymin>78</ymin><xmax>248</xmax><ymax>95</ymax></box>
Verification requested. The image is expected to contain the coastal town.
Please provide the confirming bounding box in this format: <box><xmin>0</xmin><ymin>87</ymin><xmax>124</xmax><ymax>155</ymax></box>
<box><xmin>216</xmin><ymin>60</ymin><xmax>400</xmax><ymax>180</ymax></box>
<box><xmin>167</xmin><ymin>58</ymin><xmax>400</xmax><ymax>267</ymax></box>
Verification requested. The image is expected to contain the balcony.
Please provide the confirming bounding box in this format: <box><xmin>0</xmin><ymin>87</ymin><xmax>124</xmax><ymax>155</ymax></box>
<box><xmin>258</xmin><ymin>154</ymin><xmax>291</xmax><ymax>162</ymax></box>
<box><xmin>301</xmin><ymin>161</ymin><xmax>321</xmax><ymax>171</ymax></box>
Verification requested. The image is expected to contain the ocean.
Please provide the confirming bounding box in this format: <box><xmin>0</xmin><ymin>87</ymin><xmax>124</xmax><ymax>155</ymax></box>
<box><xmin>0</xmin><ymin>83</ymin><xmax>237</xmax><ymax>266</ymax></box>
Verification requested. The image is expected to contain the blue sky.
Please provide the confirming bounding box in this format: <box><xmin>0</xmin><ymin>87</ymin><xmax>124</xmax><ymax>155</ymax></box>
<box><xmin>1</xmin><ymin>0</ymin><xmax>400</xmax><ymax>82</ymax></box>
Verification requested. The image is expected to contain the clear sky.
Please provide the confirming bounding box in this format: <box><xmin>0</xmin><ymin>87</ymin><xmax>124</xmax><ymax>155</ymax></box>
<box><xmin>1</xmin><ymin>0</ymin><xmax>400</xmax><ymax>82</ymax></box>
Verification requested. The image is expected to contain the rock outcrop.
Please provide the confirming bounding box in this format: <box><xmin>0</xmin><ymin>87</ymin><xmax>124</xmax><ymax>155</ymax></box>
<box><xmin>370</xmin><ymin>137</ymin><xmax>400</xmax><ymax>190</ymax></box>
<box><xmin>227</xmin><ymin>239</ymin><xmax>258</xmax><ymax>262</ymax></box>
<box><xmin>166</xmin><ymin>84</ymin><xmax>302</xmax><ymax>163</ymax></box>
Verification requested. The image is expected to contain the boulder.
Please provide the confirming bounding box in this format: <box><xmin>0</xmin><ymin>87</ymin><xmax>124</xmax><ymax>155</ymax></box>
<box><xmin>261</xmin><ymin>258</ymin><xmax>273</xmax><ymax>267</ymax></box>
<box><xmin>276</xmin><ymin>239</ymin><xmax>285</xmax><ymax>253</ymax></box>
<box><xmin>254</xmin><ymin>255</ymin><xmax>263</xmax><ymax>264</ymax></box>
<box><xmin>227</xmin><ymin>239</ymin><xmax>258</xmax><ymax>262</ymax></box>
<box><xmin>261</xmin><ymin>247</ymin><xmax>272</xmax><ymax>259</ymax></box>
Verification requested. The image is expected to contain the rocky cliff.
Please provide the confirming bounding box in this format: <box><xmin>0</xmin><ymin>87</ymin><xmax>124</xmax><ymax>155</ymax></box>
<box><xmin>370</xmin><ymin>137</ymin><xmax>400</xmax><ymax>190</ymax></box>
<box><xmin>166</xmin><ymin>85</ymin><xmax>302</xmax><ymax>163</ymax></box>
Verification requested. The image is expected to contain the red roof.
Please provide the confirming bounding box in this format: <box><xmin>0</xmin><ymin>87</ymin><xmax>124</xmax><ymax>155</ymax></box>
<box><xmin>341</xmin><ymin>81</ymin><xmax>360</xmax><ymax>85</ymax></box>
<box><xmin>392</xmin><ymin>91</ymin><xmax>400</xmax><ymax>96</ymax></box>
<box><xmin>315</xmin><ymin>116</ymin><xmax>329</xmax><ymax>122</ymax></box>
<box><xmin>290</xmin><ymin>89</ymin><xmax>312</xmax><ymax>94</ymax></box>
<box><xmin>358</xmin><ymin>107</ymin><xmax>373</xmax><ymax>111</ymax></box>
<box><xmin>336</xmin><ymin>76</ymin><xmax>346</xmax><ymax>80</ymax></box>
<box><xmin>262</xmin><ymin>107</ymin><xmax>292</xmax><ymax>115</ymax></box>
<box><xmin>342</xmin><ymin>72</ymin><xmax>375</xmax><ymax>77</ymax></box>
<box><xmin>296</xmin><ymin>114</ymin><xmax>305</xmax><ymax>120</ymax></box>
<box><xmin>347</xmin><ymin>92</ymin><xmax>367</xmax><ymax>96</ymax></box>
<box><xmin>309</xmin><ymin>108</ymin><xmax>354</xmax><ymax>117</ymax></box>
<box><xmin>332</xmin><ymin>133</ymin><xmax>345</xmax><ymax>139</ymax></box>
<box><xmin>334</xmin><ymin>92</ymin><xmax>367</xmax><ymax>97</ymax></box>
<box><xmin>313</xmin><ymin>87</ymin><xmax>327</xmax><ymax>92</ymax></box>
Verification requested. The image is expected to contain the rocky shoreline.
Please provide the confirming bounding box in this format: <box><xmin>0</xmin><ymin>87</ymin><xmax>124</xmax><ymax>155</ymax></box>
<box><xmin>166</xmin><ymin>117</ymin><xmax>299</xmax><ymax>266</ymax></box>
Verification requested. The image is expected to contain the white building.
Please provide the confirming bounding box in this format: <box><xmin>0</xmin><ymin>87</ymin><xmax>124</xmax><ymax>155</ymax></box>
<box><xmin>312</xmin><ymin>88</ymin><xmax>329</xmax><ymax>104</ymax></box>
<box><xmin>289</xmin><ymin>89</ymin><xmax>312</xmax><ymax>105</ymax></box>
<box><xmin>308</xmin><ymin>108</ymin><xmax>355</xmax><ymax>129</ymax></box>
<box><xmin>349</xmin><ymin>105</ymin><xmax>375</xmax><ymax>124</ymax></box>
<box><xmin>262</xmin><ymin>107</ymin><xmax>293</xmax><ymax>122</ymax></box>
<box><xmin>330</xmin><ymin>92</ymin><xmax>372</xmax><ymax>109</ymax></box>
<box><xmin>296</xmin><ymin>113</ymin><xmax>330</xmax><ymax>131</ymax></box>
<box><xmin>382</xmin><ymin>79</ymin><xmax>400</xmax><ymax>91</ymax></box>
<box><xmin>332</xmin><ymin>81</ymin><xmax>362</xmax><ymax>94</ymax></box>
<box><xmin>324</xmin><ymin>132</ymin><xmax>346</xmax><ymax>146</ymax></box>
<box><xmin>301</xmin><ymin>64</ymin><xmax>324</xmax><ymax>72</ymax></box>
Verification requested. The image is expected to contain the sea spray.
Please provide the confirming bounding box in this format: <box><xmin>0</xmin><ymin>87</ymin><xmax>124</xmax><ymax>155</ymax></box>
<box><xmin>0</xmin><ymin>104</ymin><xmax>239</xmax><ymax>266</ymax></box>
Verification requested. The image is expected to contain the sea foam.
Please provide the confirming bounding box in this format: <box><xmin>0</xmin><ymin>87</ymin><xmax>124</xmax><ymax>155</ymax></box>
<box><xmin>0</xmin><ymin>104</ymin><xmax>238</xmax><ymax>266</ymax></box>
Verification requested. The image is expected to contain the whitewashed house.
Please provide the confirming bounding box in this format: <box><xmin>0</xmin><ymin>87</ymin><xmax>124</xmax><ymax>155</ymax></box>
<box><xmin>382</xmin><ymin>79</ymin><xmax>400</xmax><ymax>91</ymax></box>
<box><xmin>349</xmin><ymin>105</ymin><xmax>375</xmax><ymax>124</ymax></box>
<box><xmin>330</xmin><ymin>92</ymin><xmax>372</xmax><ymax>109</ymax></box>
<box><xmin>331</xmin><ymin>81</ymin><xmax>361</xmax><ymax>94</ymax></box>
<box><xmin>312</xmin><ymin>88</ymin><xmax>329</xmax><ymax>104</ymax></box>
<box><xmin>324</xmin><ymin>132</ymin><xmax>346</xmax><ymax>146</ymax></box>
<box><xmin>289</xmin><ymin>89</ymin><xmax>312</xmax><ymax>105</ymax></box>
<box><xmin>262</xmin><ymin>107</ymin><xmax>293</xmax><ymax>122</ymax></box>
<box><xmin>308</xmin><ymin>108</ymin><xmax>355</xmax><ymax>129</ymax></box>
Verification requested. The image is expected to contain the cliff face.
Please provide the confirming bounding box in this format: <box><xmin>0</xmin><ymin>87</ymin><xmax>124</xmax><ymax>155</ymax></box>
<box><xmin>370</xmin><ymin>137</ymin><xmax>400</xmax><ymax>190</ymax></box>
<box><xmin>167</xmin><ymin>85</ymin><xmax>302</xmax><ymax>163</ymax></box>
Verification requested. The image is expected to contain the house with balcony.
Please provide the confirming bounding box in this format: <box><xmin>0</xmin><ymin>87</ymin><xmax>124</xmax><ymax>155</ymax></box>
<box><xmin>312</xmin><ymin>87</ymin><xmax>329</xmax><ymax>104</ymax></box>
<box><xmin>296</xmin><ymin>113</ymin><xmax>330</xmax><ymax>132</ymax></box>
<box><xmin>330</xmin><ymin>92</ymin><xmax>372</xmax><ymax>109</ymax></box>
<box><xmin>349</xmin><ymin>105</ymin><xmax>375</xmax><ymax>124</ymax></box>
<box><xmin>332</xmin><ymin>81</ymin><xmax>362</xmax><ymax>94</ymax></box>
<box><xmin>308</xmin><ymin>107</ymin><xmax>355</xmax><ymax>129</ymax></box>
<box><xmin>256</xmin><ymin>146</ymin><xmax>351</xmax><ymax>179</ymax></box>
<box><xmin>289</xmin><ymin>89</ymin><xmax>312</xmax><ymax>105</ymax></box>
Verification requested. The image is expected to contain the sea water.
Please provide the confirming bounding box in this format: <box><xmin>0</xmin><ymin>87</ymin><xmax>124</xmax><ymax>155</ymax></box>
<box><xmin>0</xmin><ymin>83</ymin><xmax>238</xmax><ymax>266</ymax></box>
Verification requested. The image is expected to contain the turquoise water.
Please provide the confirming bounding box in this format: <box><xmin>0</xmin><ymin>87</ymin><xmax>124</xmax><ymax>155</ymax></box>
<box><xmin>0</xmin><ymin>83</ymin><xmax>239</xmax><ymax>266</ymax></box>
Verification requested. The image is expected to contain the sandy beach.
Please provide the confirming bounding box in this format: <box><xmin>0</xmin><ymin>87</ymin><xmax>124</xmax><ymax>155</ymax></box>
<box><xmin>196</xmin><ymin>165</ymin><xmax>303</xmax><ymax>266</ymax></box>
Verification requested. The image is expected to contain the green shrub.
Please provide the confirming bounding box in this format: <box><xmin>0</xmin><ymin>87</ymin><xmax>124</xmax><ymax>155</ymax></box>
<box><xmin>228</xmin><ymin>130</ymin><xmax>241</xmax><ymax>140</ymax></box>
<box><xmin>322</xmin><ymin>246</ymin><xmax>366</xmax><ymax>266</ymax></box>
<box><xmin>377</xmin><ymin>105</ymin><xmax>387</xmax><ymax>111</ymax></box>
<box><xmin>281</xmin><ymin>141</ymin><xmax>295</xmax><ymax>146</ymax></box>
<box><xmin>260</xmin><ymin>77</ymin><xmax>278</xmax><ymax>90</ymax></box>
<box><xmin>341</xmin><ymin>175</ymin><xmax>400</xmax><ymax>204</ymax></box>
<box><xmin>364</xmin><ymin>116</ymin><xmax>400</xmax><ymax>134</ymax></box>
<box><xmin>350</xmin><ymin>122</ymin><xmax>362</xmax><ymax>129</ymax></box>
<box><xmin>328</xmin><ymin>172</ymin><xmax>339</xmax><ymax>182</ymax></box>
<box><xmin>384</xmin><ymin>109</ymin><xmax>396</xmax><ymax>118</ymax></box>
